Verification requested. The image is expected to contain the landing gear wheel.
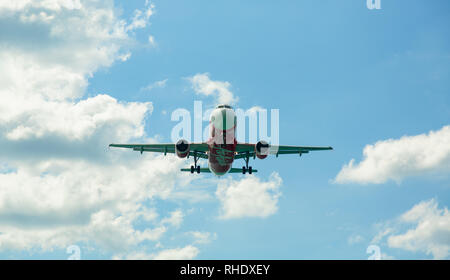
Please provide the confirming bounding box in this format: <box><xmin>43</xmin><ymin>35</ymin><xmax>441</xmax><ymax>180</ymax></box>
<box><xmin>242</xmin><ymin>152</ymin><xmax>254</xmax><ymax>175</ymax></box>
<box><xmin>190</xmin><ymin>152</ymin><xmax>201</xmax><ymax>174</ymax></box>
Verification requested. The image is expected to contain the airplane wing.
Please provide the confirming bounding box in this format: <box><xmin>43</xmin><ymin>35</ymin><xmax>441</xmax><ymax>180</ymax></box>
<box><xmin>109</xmin><ymin>143</ymin><xmax>209</xmax><ymax>159</ymax></box>
<box><xmin>234</xmin><ymin>143</ymin><xmax>332</xmax><ymax>159</ymax></box>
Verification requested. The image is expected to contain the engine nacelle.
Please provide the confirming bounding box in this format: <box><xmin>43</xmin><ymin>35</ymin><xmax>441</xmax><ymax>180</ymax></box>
<box><xmin>175</xmin><ymin>139</ymin><xmax>190</xmax><ymax>158</ymax></box>
<box><xmin>255</xmin><ymin>140</ymin><xmax>269</xmax><ymax>159</ymax></box>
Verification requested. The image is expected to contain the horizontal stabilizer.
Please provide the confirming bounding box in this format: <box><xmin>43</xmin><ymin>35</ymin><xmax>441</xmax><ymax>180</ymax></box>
<box><xmin>180</xmin><ymin>168</ymin><xmax>258</xmax><ymax>174</ymax></box>
<box><xmin>229</xmin><ymin>168</ymin><xmax>258</xmax><ymax>173</ymax></box>
<box><xmin>180</xmin><ymin>168</ymin><xmax>211</xmax><ymax>173</ymax></box>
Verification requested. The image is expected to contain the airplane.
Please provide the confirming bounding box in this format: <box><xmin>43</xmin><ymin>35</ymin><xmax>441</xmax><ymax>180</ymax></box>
<box><xmin>109</xmin><ymin>104</ymin><xmax>332</xmax><ymax>175</ymax></box>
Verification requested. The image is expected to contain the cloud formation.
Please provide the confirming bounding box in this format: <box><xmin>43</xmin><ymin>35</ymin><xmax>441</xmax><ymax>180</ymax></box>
<box><xmin>0</xmin><ymin>0</ymin><xmax>155</xmax><ymax>142</ymax></box>
<box><xmin>141</xmin><ymin>78</ymin><xmax>168</xmax><ymax>92</ymax></box>
<box><xmin>188</xmin><ymin>231</ymin><xmax>217</xmax><ymax>244</ymax></box>
<box><xmin>372</xmin><ymin>199</ymin><xmax>450</xmax><ymax>259</ymax></box>
<box><xmin>0</xmin><ymin>0</ymin><xmax>200</xmax><ymax>257</ymax></box>
<box><xmin>0</xmin><ymin>155</ymin><xmax>191</xmax><ymax>252</ymax></box>
<box><xmin>0</xmin><ymin>0</ymin><xmax>285</xmax><ymax>259</ymax></box>
<box><xmin>152</xmin><ymin>245</ymin><xmax>200</xmax><ymax>260</ymax></box>
<box><xmin>188</xmin><ymin>73</ymin><xmax>238</xmax><ymax>105</ymax></box>
<box><xmin>334</xmin><ymin>125</ymin><xmax>450</xmax><ymax>184</ymax></box>
<box><xmin>216</xmin><ymin>172</ymin><xmax>282</xmax><ymax>219</ymax></box>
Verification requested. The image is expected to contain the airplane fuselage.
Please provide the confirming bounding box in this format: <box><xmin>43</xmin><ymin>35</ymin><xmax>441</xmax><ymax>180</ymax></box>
<box><xmin>207</xmin><ymin>105</ymin><xmax>237</xmax><ymax>175</ymax></box>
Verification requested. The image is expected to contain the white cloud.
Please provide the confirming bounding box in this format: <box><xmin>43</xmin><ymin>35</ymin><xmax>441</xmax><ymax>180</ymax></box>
<box><xmin>0</xmin><ymin>1</ymin><xmax>133</xmax><ymax>77</ymax></box>
<box><xmin>0</xmin><ymin>0</ymin><xmax>283</xmax><ymax>259</ymax></box>
<box><xmin>152</xmin><ymin>245</ymin><xmax>199</xmax><ymax>260</ymax></box>
<box><xmin>161</xmin><ymin>209</ymin><xmax>184</xmax><ymax>228</ymax></box>
<box><xmin>0</xmin><ymin>1</ymin><xmax>83</xmax><ymax>13</ymax></box>
<box><xmin>0</xmin><ymin>0</ymin><xmax>192</xmax><ymax>257</ymax></box>
<box><xmin>0</xmin><ymin>155</ymin><xmax>188</xmax><ymax>252</ymax></box>
<box><xmin>141</xmin><ymin>78</ymin><xmax>168</xmax><ymax>92</ymax></box>
<box><xmin>115</xmin><ymin>251</ymin><xmax>154</xmax><ymax>260</ymax></box>
<box><xmin>334</xmin><ymin>125</ymin><xmax>450</xmax><ymax>184</ymax></box>
<box><xmin>373</xmin><ymin>199</ymin><xmax>450</xmax><ymax>259</ymax></box>
<box><xmin>0</xmin><ymin>0</ymin><xmax>155</xmax><ymax>141</ymax></box>
<box><xmin>126</xmin><ymin>2</ymin><xmax>154</xmax><ymax>31</ymax></box>
<box><xmin>118</xmin><ymin>52</ymin><xmax>131</xmax><ymax>62</ymax></box>
<box><xmin>348</xmin><ymin>234</ymin><xmax>364</xmax><ymax>245</ymax></box>
<box><xmin>188</xmin><ymin>231</ymin><xmax>217</xmax><ymax>244</ymax></box>
<box><xmin>148</xmin><ymin>35</ymin><xmax>156</xmax><ymax>47</ymax></box>
<box><xmin>381</xmin><ymin>253</ymin><xmax>396</xmax><ymax>260</ymax></box>
<box><xmin>2</xmin><ymin>94</ymin><xmax>151</xmax><ymax>141</ymax></box>
<box><xmin>246</xmin><ymin>106</ymin><xmax>265</xmax><ymax>114</ymax></box>
<box><xmin>216</xmin><ymin>172</ymin><xmax>282</xmax><ymax>219</ymax></box>
<box><xmin>188</xmin><ymin>73</ymin><xmax>238</xmax><ymax>105</ymax></box>
<box><xmin>113</xmin><ymin>243</ymin><xmax>199</xmax><ymax>260</ymax></box>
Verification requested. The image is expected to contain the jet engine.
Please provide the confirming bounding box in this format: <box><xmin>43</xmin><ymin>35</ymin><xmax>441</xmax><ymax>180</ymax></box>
<box><xmin>255</xmin><ymin>140</ymin><xmax>269</xmax><ymax>159</ymax></box>
<box><xmin>175</xmin><ymin>139</ymin><xmax>190</xmax><ymax>158</ymax></box>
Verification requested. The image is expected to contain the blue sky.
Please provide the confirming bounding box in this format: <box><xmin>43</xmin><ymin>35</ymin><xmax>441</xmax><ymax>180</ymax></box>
<box><xmin>0</xmin><ymin>0</ymin><xmax>449</xmax><ymax>259</ymax></box>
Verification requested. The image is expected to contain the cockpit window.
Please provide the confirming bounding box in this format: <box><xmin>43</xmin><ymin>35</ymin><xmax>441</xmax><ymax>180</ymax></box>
<box><xmin>216</xmin><ymin>104</ymin><xmax>232</xmax><ymax>109</ymax></box>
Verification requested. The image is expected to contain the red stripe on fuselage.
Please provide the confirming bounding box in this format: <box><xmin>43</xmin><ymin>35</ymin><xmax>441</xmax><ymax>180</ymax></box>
<box><xmin>208</xmin><ymin>126</ymin><xmax>236</xmax><ymax>175</ymax></box>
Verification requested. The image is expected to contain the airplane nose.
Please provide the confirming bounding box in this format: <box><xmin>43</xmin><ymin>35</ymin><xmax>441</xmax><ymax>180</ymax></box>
<box><xmin>211</xmin><ymin>108</ymin><xmax>235</xmax><ymax>131</ymax></box>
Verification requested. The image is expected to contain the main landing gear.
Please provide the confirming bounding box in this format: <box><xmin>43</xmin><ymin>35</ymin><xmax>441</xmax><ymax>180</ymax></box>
<box><xmin>242</xmin><ymin>152</ymin><xmax>253</xmax><ymax>174</ymax></box>
<box><xmin>190</xmin><ymin>152</ymin><xmax>200</xmax><ymax>174</ymax></box>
